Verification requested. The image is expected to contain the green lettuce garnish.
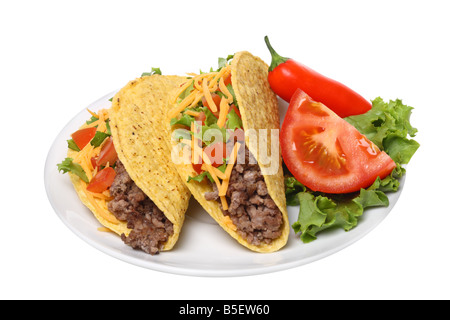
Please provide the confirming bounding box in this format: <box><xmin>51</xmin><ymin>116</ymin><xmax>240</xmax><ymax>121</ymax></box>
<box><xmin>187</xmin><ymin>171</ymin><xmax>214</xmax><ymax>184</ymax></box>
<box><xmin>289</xmin><ymin>97</ymin><xmax>419</xmax><ymax>243</ymax></box>
<box><xmin>289</xmin><ymin>171</ymin><xmax>397</xmax><ymax>243</ymax></box>
<box><xmin>67</xmin><ymin>139</ymin><xmax>80</xmax><ymax>152</ymax></box>
<box><xmin>170</xmin><ymin>113</ymin><xmax>195</xmax><ymax>127</ymax></box>
<box><xmin>86</xmin><ymin>115</ymin><xmax>99</xmax><ymax>125</ymax></box>
<box><xmin>202</xmin><ymin>106</ymin><xmax>218</xmax><ymax>126</ymax></box>
<box><xmin>226</xmin><ymin>108</ymin><xmax>242</xmax><ymax>131</ymax></box>
<box><xmin>141</xmin><ymin>67</ymin><xmax>162</xmax><ymax>77</ymax></box>
<box><xmin>90</xmin><ymin>131</ymin><xmax>110</xmax><ymax>147</ymax></box>
<box><xmin>57</xmin><ymin>158</ymin><xmax>89</xmax><ymax>183</ymax></box>
<box><xmin>201</xmin><ymin>124</ymin><xmax>228</xmax><ymax>145</ymax></box>
<box><xmin>345</xmin><ymin>97</ymin><xmax>419</xmax><ymax>164</ymax></box>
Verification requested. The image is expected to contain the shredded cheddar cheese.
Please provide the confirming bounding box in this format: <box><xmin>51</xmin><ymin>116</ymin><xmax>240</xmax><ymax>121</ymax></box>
<box><xmin>224</xmin><ymin>142</ymin><xmax>240</xmax><ymax>176</ymax></box>
<box><xmin>220</xmin><ymin>196</ymin><xmax>229</xmax><ymax>211</ymax></box>
<box><xmin>72</xmin><ymin>109</ymin><xmax>120</xmax><ymax>225</ymax></box>
<box><xmin>84</xmin><ymin>181</ymin><xmax>119</xmax><ymax>224</ymax></box>
<box><xmin>202</xmin><ymin>79</ymin><xmax>218</xmax><ymax>112</ymax></box>
<box><xmin>170</xmin><ymin>65</ymin><xmax>243</xmax><ymax>211</ymax></box>
<box><xmin>219</xmin><ymin>142</ymin><xmax>240</xmax><ymax>197</ymax></box>
<box><xmin>219</xmin><ymin>77</ymin><xmax>232</xmax><ymax>103</ymax></box>
<box><xmin>209</xmin><ymin>66</ymin><xmax>228</xmax><ymax>89</ymax></box>
<box><xmin>217</xmin><ymin>97</ymin><xmax>230</xmax><ymax>128</ymax></box>
<box><xmin>219</xmin><ymin>179</ymin><xmax>229</xmax><ymax>197</ymax></box>
<box><xmin>88</xmin><ymin>190</ymin><xmax>113</xmax><ymax>201</ymax></box>
<box><xmin>87</xmin><ymin>109</ymin><xmax>99</xmax><ymax>118</ymax></box>
<box><xmin>85</xmin><ymin>119</ymin><xmax>100</xmax><ymax>128</ymax></box>
<box><xmin>223</xmin><ymin>215</ymin><xmax>237</xmax><ymax>231</ymax></box>
<box><xmin>201</xmin><ymin>153</ymin><xmax>222</xmax><ymax>187</ymax></box>
<box><xmin>168</xmin><ymin>90</ymin><xmax>197</xmax><ymax>118</ymax></box>
<box><xmin>172</xmin><ymin>79</ymin><xmax>194</xmax><ymax>104</ymax></box>
<box><xmin>170</xmin><ymin>66</ymin><xmax>232</xmax><ymax>118</ymax></box>
<box><xmin>185</xmin><ymin>110</ymin><xmax>201</xmax><ymax>117</ymax></box>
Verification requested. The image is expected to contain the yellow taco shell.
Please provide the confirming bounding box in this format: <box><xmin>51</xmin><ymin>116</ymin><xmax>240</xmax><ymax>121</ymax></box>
<box><xmin>69</xmin><ymin>75</ymin><xmax>190</xmax><ymax>252</ymax></box>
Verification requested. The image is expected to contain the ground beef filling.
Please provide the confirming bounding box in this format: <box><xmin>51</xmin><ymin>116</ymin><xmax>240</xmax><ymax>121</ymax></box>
<box><xmin>107</xmin><ymin>160</ymin><xmax>174</xmax><ymax>255</ymax></box>
<box><xmin>204</xmin><ymin>147</ymin><xmax>283</xmax><ymax>246</ymax></box>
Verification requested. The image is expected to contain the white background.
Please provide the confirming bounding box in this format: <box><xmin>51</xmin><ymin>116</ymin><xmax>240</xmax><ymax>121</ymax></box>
<box><xmin>1</xmin><ymin>0</ymin><xmax>449</xmax><ymax>300</ymax></box>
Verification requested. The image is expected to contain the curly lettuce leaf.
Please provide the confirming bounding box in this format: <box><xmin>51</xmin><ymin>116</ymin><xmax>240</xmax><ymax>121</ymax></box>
<box><xmin>345</xmin><ymin>97</ymin><xmax>420</xmax><ymax>164</ymax></box>
<box><xmin>67</xmin><ymin>139</ymin><xmax>80</xmax><ymax>152</ymax></box>
<box><xmin>187</xmin><ymin>171</ymin><xmax>214</xmax><ymax>184</ymax></box>
<box><xmin>226</xmin><ymin>108</ymin><xmax>243</xmax><ymax>131</ymax></box>
<box><xmin>57</xmin><ymin>158</ymin><xmax>89</xmax><ymax>183</ymax></box>
<box><xmin>170</xmin><ymin>113</ymin><xmax>196</xmax><ymax>127</ymax></box>
<box><xmin>290</xmin><ymin>177</ymin><xmax>391</xmax><ymax>243</ymax></box>
<box><xmin>285</xmin><ymin>176</ymin><xmax>307</xmax><ymax>206</ymax></box>
<box><xmin>289</xmin><ymin>97</ymin><xmax>418</xmax><ymax>243</ymax></box>
<box><xmin>141</xmin><ymin>67</ymin><xmax>162</xmax><ymax>77</ymax></box>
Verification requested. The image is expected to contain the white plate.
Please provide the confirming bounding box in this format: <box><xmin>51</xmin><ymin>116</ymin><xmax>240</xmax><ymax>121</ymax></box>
<box><xmin>44</xmin><ymin>91</ymin><xmax>404</xmax><ymax>277</ymax></box>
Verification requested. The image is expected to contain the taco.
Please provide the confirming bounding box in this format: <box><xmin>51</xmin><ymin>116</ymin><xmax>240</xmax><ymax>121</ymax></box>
<box><xmin>57</xmin><ymin>75</ymin><xmax>191</xmax><ymax>255</ymax></box>
<box><xmin>167</xmin><ymin>51</ymin><xmax>289</xmax><ymax>252</ymax></box>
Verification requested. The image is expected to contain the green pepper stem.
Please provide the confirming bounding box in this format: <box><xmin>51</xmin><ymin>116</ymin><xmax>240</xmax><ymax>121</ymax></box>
<box><xmin>264</xmin><ymin>36</ymin><xmax>289</xmax><ymax>72</ymax></box>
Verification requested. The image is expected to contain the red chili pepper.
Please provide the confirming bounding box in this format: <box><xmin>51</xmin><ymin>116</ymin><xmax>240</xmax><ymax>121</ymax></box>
<box><xmin>264</xmin><ymin>36</ymin><xmax>371</xmax><ymax>118</ymax></box>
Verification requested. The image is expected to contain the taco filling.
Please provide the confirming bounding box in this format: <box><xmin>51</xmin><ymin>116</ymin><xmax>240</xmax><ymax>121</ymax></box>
<box><xmin>169</xmin><ymin>58</ymin><xmax>283</xmax><ymax>246</ymax></box>
<box><xmin>204</xmin><ymin>146</ymin><xmax>283</xmax><ymax>245</ymax></box>
<box><xmin>58</xmin><ymin>109</ymin><xmax>173</xmax><ymax>255</ymax></box>
<box><xmin>108</xmin><ymin>160</ymin><xmax>174</xmax><ymax>254</ymax></box>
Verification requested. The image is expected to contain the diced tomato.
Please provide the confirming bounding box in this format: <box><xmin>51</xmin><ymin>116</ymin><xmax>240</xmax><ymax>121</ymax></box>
<box><xmin>202</xmin><ymin>93</ymin><xmax>221</xmax><ymax>117</ymax></box>
<box><xmin>86</xmin><ymin>167</ymin><xmax>116</xmax><ymax>193</ymax></box>
<box><xmin>192</xmin><ymin>161</ymin><xmax>203</xmax><ymax>174</ymax></box>
<box><xmin>223</xmin><ymin>74</ymin><xmax>232</xmax><ymax>87</ymax></box>
<box><xmin>91</xmin><ymin>157</ymin><xmax>99</xmax><ymax>169</ymax></box>
<box><xmin>203</xmin><ymin>142</ymin><xmax>227</xmax><ymax>167</ymax></box>
<box><xmin>195</xmin><ymin>111</ymin><xmax>206</xmax><ymax>125</ymax></box>
<box><xmin>96</xmin><ymin>138</ymin><xmax>118</xmax><ymax>167</ymax></box>
<box><xmin>280</xmin><ymin>89</ymin><xmax>396</xmax><ymax>194</ymax></box>
<box><xmin>71</xmin><ymin>127</ymin><xmax>96</xmax><ymax>150</ymax></box>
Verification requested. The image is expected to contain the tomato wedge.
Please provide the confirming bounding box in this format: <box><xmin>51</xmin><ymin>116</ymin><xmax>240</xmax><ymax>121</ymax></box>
<box><xmin>86</xmin><ymin>167</ymin><xmax>116</xmax><ymax>193</ymax></box>
<box><xmin>71</xmin><ymin>127</ymin><xmax>96</xmax><ymax>150</ymax></box>
<box><xmin>281</xmin><ymin>89</ymin><xmax>396</xmax><ymax>194</ymax></box>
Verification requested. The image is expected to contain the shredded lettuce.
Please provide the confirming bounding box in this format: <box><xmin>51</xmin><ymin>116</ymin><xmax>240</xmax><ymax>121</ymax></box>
<box><xmin>187</xmin><ymin>171</ymin><xmax>214</xmax><ymax>184</ymax></box>
<box><xmin>67</xmin><ymin>139</ymin><xmax>80</xmax><ymax>152</ymax></box>
<box><xmin>172</xmin><ymin>128</ymin><xmax>191</xmax><ymax>142</ymax></box>
<box><xmin>226</xmin><ymin>108</ymin><xmax>243</xmax><ymax>131</ymax></box>
<box><xmin>218</xmin><ymin>54</ymin><xmax>234</xmax><ymax>71</ymax></box>
<box><xmin>203</xmin><ymin>107</ymin><xmax>218</xmax><ymax>126</ymax></box>
<box><xmin>226</xmin><ymin>84</ymin><xmax>237</xmax><ymax>106</ymax></box>
<box><xmin>170</xmin><ymin>113</ymin><xmax>195</xmax><ymax>127</ymax></box>
<box><xmin>178</xmin><ymin>81</ymin><xmax>195</xmax><ymax>101</ymax></box>
<box><xmin>201</xmin><ymin>124</ymin><xmax>228</xmax><ymax>145</ymax></box>
<box><xmin>289</xmin><ymin>97</ymin><xmax>419</xmax><ymax>243</ymax></box>
<box><xmin>86</xmin><ymin>115</ymin><xmax>99</xmax><ymax>125</ymax></box>
<box><xmin>90</xmin><ymin>131</ymin><xmax>110</xmax><ymax>147</ymax></box>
